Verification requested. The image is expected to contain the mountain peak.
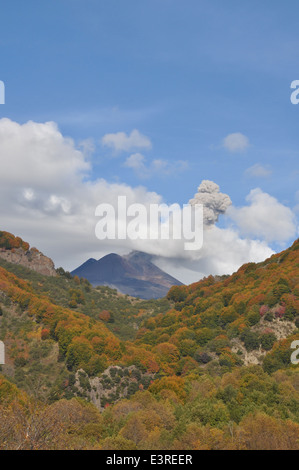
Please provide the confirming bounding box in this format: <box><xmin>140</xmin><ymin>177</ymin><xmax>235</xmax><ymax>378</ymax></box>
<box><xmin>71</xmin><ymin>250</ymin><xmax>183</xmax><ymax>299</ymax></box>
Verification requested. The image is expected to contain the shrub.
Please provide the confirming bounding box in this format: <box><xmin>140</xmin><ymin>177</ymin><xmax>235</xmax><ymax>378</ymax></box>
<box><xmin>259</xmin><ymin>305</ymin><xmax>269</xmax><ymax>317</ymax></box>
<box><xmin>41</xmin><ymin>328</ymin><xmax>50</xmax><ymax>340</ymax></box>
<box><xmin>260</xmin><ymin>332</ymin><xmax>276</xmax><ymax>351</ymax></box>
<box><xmin>264</xmin><ymin>312</ymin><xmax>274</xmax><ymax>322</ymax></box>
<box><xmin>14</xmin><ymin>356</ymin><xmax>27</xmax><ymax>368</ymax></box>
<box><xmin>167</xmin><ymin>286</ymin><xmax>187</xmax><ymax>303</ymax></box>
<box><xmin>194</xmin><ymin>351</ymin><xmax>212</xmax><ymax>364</ymax></box>
<box><xmin>240</xmin><ymin>329</ymin><xmax>260</xmax><ymax>351</ymax></box>
<box><xmin>247</xmin><ymin>311</ymin><xmax>260</xmax><ymax>326</ymax></box>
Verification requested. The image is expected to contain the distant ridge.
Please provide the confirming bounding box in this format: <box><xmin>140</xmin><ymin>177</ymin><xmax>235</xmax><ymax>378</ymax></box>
<box><xmin>71</xmin><ymin>251</ymin><xmax>183</xmax><ymax>299</ymax></box>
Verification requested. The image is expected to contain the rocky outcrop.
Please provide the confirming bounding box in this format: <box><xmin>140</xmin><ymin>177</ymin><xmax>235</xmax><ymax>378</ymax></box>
<box><xmin>0</xmin><ymin>247</ymin><xmax>56</xmax><ymax>277</ymax></box>
<box><xmin>74</xmin><ymin>365</ymin><xmax>154</xmax><ymax>410</ymax></box>
<box><xmin>231</xmin><ymin>317</ymin><xmax>297</xmax><ymax>366</ymax></box>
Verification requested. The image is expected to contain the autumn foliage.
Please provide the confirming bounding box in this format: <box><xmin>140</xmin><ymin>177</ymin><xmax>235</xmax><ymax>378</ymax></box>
<box><xmin>0</xmin><ymin>237</ymin><xmax>298</xmax><ymax>449</ymax></box>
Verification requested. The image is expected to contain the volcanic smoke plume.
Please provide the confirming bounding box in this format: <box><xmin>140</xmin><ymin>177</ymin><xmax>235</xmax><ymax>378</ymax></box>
<box><xmin>189</xmin><ymin>180</ymin><xmax>232</xmax><ymax>226</ymax></box>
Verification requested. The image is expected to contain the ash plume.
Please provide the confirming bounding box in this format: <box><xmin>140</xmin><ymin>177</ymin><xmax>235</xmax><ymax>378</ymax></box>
<box><xmin>189</xmin><ymin>180</ymin><xmax>232</xmax><ymax>226</ymax></box>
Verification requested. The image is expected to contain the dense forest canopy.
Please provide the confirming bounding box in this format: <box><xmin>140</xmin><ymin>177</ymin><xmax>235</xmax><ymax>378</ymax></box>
<box><xmin>0</xmin><ymin>233</ymin><xmax>298</xmax><ymax>449</ymax></box>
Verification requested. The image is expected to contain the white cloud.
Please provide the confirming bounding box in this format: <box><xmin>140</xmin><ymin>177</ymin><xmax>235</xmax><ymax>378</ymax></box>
<box><xmin>245</xmin><ymin>163</ymin><xmax>272</xmax><ymax>178</ymax></box>
<box><xmin>0</xmin><ymin>118</ymin><xmax>296</xmax><ymax>286</ymax></box>
<box><xmin>23</xmin><ymin>188</ymin><xmax>35</xmax><ymax>201</ymax></box>
<box><xmin>102</xmin><ymin>129</ymin><xmax>151</xmax><ymax>153</ymax></box>
<box><xmin>124</xmin><ymin>153</ymin><xmax>146</xmax><ymax>171</ymax></box>
<box><xmin>78</xmin><ymin>138</ymin><xmax>95</xmax><ymax>157</ymax></box>
<box><xmin>154</xmin><ymin>226</ymin><xmax>274</xmax><ymax>284</ymax></box>
<box><xmin>124</xmin><ymin>153</ymin><xmax>188</xmax><ymax>179</ymax></box>
<box><xmin>0</xmin><ymin>118</ymin><xmax>90</xmax><ymax>191</ymax></box>
<box><xmin>151</xmin><ymin>159</ymin><xmax>188</xmax><ymax>175</ymax></box>
<box><xmin>227</xmin><ymin>188</ymin><xmax>297</xmax><ymax>243</ymax></box>
<box><xmin>223</xmin><ymin>132</ymin><xmax>249</xmax><ymax>152</ymax></box>
<box><xmin>0</xmin><ymin>118</ymin><xmax>161</xmax><ymax>270</ymax></box>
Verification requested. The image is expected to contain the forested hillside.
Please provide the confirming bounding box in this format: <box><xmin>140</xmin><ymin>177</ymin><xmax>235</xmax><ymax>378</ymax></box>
<box><xmin>137</xmin><ymin>239</ymin><xmax>299</xmax><ymax>375</ymax></box>
<box><xmin>0</xmin><ymin>234</ymin><xmax>298</xmax><ymax>449</ymax></box>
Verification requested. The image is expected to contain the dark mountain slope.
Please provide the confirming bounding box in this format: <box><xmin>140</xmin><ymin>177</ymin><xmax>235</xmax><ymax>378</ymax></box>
<box><xmin>71</xmin><ymin>251</ymin><xmax>183</xmax><ymax>299</ymax></box>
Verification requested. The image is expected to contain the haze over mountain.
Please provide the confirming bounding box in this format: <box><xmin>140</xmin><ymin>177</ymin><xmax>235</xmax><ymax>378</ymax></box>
<box><xmin>71</xmin><ymin>251</ymin><xmax>183</xmax><ymax>299</ymax></box>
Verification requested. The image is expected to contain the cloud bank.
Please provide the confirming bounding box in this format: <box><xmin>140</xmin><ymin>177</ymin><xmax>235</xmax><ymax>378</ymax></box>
<box><xmin>102</xmin><ymin>129</ymin><xmax>152</xmax><ymax>153</ymax></box>
<box><xmin>227</xmin><ymin>188</ymin><xmax>297</xmax><ymax>243</ymax></box>
<box><xmin>245</xmin><ymin>163</ymin><xmax>272</xmax><ymax>178</ymax></box>
<box><xmin>124</xmin><ymin>153</ymin><xmax>188</xmax><ymax>179</ymax></box>
<box><xmin>0</xmin><ymin>118</ymin><xmax>297</xmax><ymax>284</ymax></box>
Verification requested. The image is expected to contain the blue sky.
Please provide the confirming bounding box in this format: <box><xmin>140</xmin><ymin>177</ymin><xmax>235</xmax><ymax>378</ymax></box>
<box><xmin>0</xmin><ymin>1</ymin><xmax>298</xmax><ymax>280</ymax></box>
